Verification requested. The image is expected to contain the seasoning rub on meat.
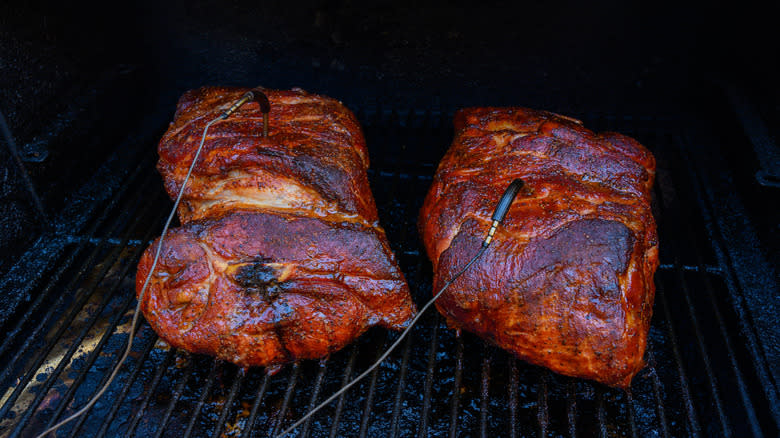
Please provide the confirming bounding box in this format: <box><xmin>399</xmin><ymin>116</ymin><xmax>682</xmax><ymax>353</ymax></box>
<box><xmin>419</xmin><ymin>107</ymin><xmax>658</xmax><ymax>388</ymax></box>
<box><xmin>136</xmin><ymin>87</ymin><xmax>416</xmax><ymax>371</ymax></box>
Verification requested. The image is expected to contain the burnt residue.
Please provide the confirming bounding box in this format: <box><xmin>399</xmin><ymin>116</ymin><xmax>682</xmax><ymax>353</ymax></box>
<box><xmin>231</xmin><ymin>257</ymin><xmax>283</xmax><ymax>299</ymax></box>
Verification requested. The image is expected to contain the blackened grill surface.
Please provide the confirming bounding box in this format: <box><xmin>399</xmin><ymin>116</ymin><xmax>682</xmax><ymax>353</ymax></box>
<box><xmin>0</xmin><ymin>107</ymin><xmax>778</xmax><ymax>437</ymax></box>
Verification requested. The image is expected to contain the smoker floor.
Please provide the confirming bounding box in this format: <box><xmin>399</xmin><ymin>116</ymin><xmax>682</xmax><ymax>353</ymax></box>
<box><xmin>0</xmin><ymin>111</ymin><xmax>776</xmax><ymax>437</ymax></box>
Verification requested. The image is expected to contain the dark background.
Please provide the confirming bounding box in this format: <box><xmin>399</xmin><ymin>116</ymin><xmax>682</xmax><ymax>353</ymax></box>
<box><xmin>0</xmin><ymin>0</ymin><xmax>777</xmax><ymax>276</ymax></box>
<box><xmin>1</xmin><ymin>2</ymin><xmax>779</xmax><ymax>435</ymax></box>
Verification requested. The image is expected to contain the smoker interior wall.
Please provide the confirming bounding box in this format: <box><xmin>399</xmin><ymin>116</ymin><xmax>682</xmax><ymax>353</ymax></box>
<box><xmin>0</xmin><ymin>0</ymin><xmax>777</xmax><ymax>330</ymax></box>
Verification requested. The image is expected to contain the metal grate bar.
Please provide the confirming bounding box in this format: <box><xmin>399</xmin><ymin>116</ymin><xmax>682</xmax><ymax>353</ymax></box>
<box><xmin>211</xmin><ymin>368</ymin><xmax>247</xmax><ymax>438</ymax></box>
<box><xmin>655</xmin><ymin>135</ymin><xmax>732</xmax><ymax>435</ymax></box>
<box><xmin>301</xmin><ymin>358</ymin><xmax>329</xmax><ymax>437</ymax></box>
<box><xmin>674</xmin><ymin>132</ymin><xmax>780</xmax><ymax>428</ymax></box>
<box><xmin>241</xmin><ymin>372</ymin><xmax>271</xmax><ymax>438</ymax></box>
<box><xmin>358</xmin><ymin>335</ymin><xmax>387</xmax><ymax>438</ymax></box>
<box><xmin>38</xmin><ymin>291</ymin><xmax>142</xmax><ymax>432</ymax></box>
<box><xmin>656</xmin><ymin>280</ymin><xmax>702</xmax><ymax>436</ymax></box>
<box><xmin>645</xmin><ymin>348</ymin><xmax>671</xmax><ymax>438</ymax></box>
<box><xmin>674</xmin><ymin>264</ymin><xmax>732</xmax><ymax>435</ymax></box>
<box><xmin>0</xmin><ymin>154</ymin><xmax>149</xmax><ymax>361</ymax></box>
<box><xmin>597</xmin><ymin>390</ymin><xmax>607</xmax><ymax>438</ymax></box>
<box><xmin>508</xmin><ymin>357</ymin><xmax>518</xmax><ymax>438</ymax></box>
<box><xmin>449</xmin><ymin>337</ymin><xmax>464</xmax><ymax>438</ymax></box>
<box><xmin>567</xmin><ymin>381</ymin><xmax>577</xmax><ymax>438</ymax></box>
<box><xmin>417</xmin><ymin>321</ymin><xmax>439</xmax><ymax>438</ymax></box>
<box><xmin>33</xmin><ymin>209</ymin><xmax>164</xmax><ymax>434</ymax></box>
<box><xmin>271</xmin><ymin>363</ymin><xmax>301</xmax><ymax>438</ymax></box>
<box><xmin>153</xmin><ymin>353</ymin><xmax>196</xmax><ymax>438</ymax></box>
<box><xmin>537</xmin><ymin>371</ymin><xmax>549</xmax><ymax>437</ymax></box>
<box><xmin>82</xmin><ymin>329</ymin><xmax>158</xmax><ymax>438</ymax></box>
<box><xmin>327</xmin><ymin>348</ymin><xmax>357</xmax><ymax>438</ymax></box>
<box><xmin>479</xmin><ymin>346</ymin><xmax>491</xmax><ymax>438</ymax></box>
<box><xmin>0</xmin><ymin>168</ymin><xmax>155</xmax><ymax>387</ymax></box>
<box><xmin>672</xmin><ymin>140</ymin><xmax>766</xmax><ymax>436</ymax></box>
<box><xmin>390</xmin><ymin>336</ymin><xmax>412</xmax><ymax>438</ymax></box>
<box><xmin>0</xmin><ymin>192</ymin><xmax>158</xmax><ymax>427</ymax></box>
<box><xmin>626</xmin><ymin>391</ymin><xmax>639</xmax><ymax>438</ymax></box>
<box><xmin>182</xmin><ymin>359</ymin><xmax>221</xmax><ymax>438</ymax></box>
<box><xmin>125</xmin><ymin>347</ymin><xmax>177</xmax><ymax>436</ymax></box>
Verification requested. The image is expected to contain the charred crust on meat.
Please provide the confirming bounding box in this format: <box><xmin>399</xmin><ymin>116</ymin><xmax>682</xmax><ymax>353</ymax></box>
<box><xmin>228</xmin><ymin>256</ymin><xmax>284</xmax><ymax>299</ymax></box>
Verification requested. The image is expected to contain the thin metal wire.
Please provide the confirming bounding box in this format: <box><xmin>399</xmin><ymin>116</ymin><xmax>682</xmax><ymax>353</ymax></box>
<box><xmin>125</xmin><ymin>348</ymin><xmax>177</xmax><ymax>436</ymax></box>
<box><xmin>1</xmin><ymin>196</ymin><xmax>158</xmax><ymax>428</ymax></box>
<box><xmin>0</xmin><ymin>169</ymin><xmax>155</xmax><ymax>388</ymax></box>
<box><xmin>35</xmin><ymin>116</ymin><xmax>221</xmax><ymax>438</ymax></box>
<box><xmin>275</xmin><ymin>244</ymin><xmax>488</xmax><ymax>438</ymax></box>
<box><xmin>73</xmin><ymin>330</ymin><xmax>158</xmax><ymax>438</ymax></box>
<box><xmin>0</xmin><ymin>155</ymin><xmax>150</xmax><ymax>363</ymax></box>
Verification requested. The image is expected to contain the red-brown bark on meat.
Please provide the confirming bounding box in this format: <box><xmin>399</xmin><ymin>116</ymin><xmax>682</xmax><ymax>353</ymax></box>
<box><xmin>137</xmin><ymin>87</ymin><xmax>415</xmax><ymax>369</ymax></box>
<box><xmin>419</xmin><ymin>107</ymin><xmax>658</xmax><ymax>388</ymax></box>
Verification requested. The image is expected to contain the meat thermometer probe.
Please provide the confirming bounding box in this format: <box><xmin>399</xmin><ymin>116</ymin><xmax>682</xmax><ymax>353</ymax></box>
<box><xmin>275</xmin><ymin>178</ymin><xmax>525</xmax><ymax>438</ymax></box>
<box><xmin>37</xmin><ymin>89</ymin><xmax>270</xmax><ymax>438</ymax></box>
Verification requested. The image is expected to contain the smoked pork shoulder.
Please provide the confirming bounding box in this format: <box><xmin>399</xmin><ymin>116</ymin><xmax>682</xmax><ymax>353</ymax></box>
<box><xmin>136</xmin><ymin>87</ymin><xmax>416</xmax><ymax>370</ymax></box>
<box><xmin>419</xmin><ymin>107</ymin><xmax>658</xmax><ymax>388</ymax></box>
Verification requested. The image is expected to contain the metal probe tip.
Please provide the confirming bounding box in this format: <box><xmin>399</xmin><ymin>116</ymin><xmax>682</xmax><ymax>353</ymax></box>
<box><xmin>220</xmin><ymin>88</ymin><xmax>271</xmax><ymax>137</ymax></box>
<box><xmin>483</xmin><ymin>179</ymin><xmax>524</xmax><ymax>247</ymax></box>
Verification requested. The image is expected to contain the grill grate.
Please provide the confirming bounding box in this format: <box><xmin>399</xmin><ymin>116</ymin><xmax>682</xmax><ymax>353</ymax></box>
<box><xmin>0</xmin><ymin>108</ymin><xmax>777</xmax><ymax>437</ymax></box>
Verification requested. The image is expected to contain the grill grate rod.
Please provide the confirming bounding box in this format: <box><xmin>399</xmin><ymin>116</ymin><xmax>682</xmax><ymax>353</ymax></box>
<box><xmin>566</xmin><ymin>381</ymin><xmax>577</xmax><ymax>438</ymax></box>
<box><xmin>37</xmin><ymin>208</ymin><xmax>166</xmax><ymax>434</ymax></box>
<box><xmin>0</xmin><ymin>165</ymin><xmax>155</xmax><ymax>387</ymax></box>
<box><xmin>389</xmin><ymin>336</ymin><xmax>412</xmax><ymax>438</ymax></box>
<box><xmin>300</xmin><ymin>358</ymin><xmax>329</xmax><ymax>437</ymax></box>
<box><xmin>417</xmin><ymin>320</ymin><xmax>439</xmax><ymax>437</ymax></box>
<box><xmin>538</xmin><ymin>370</ymin><xmax>550</xmax><ymax>437</ymax></box>
<box><xmin>507</xmin><ymin>357</ymin><xmax>518</xmax><ymax>438</ymax></box>
<box><xmin>241</xmin><ymin>372</ymin><xmax>271</xmax><ymax>438</ymax></box>
<box><xmin>152</xmin><ymin>353</ymin><xmax>196</xmax><ymax>438</ymax></box>
<box><xmin>125</xmin><ymin>347</ymin><xmax>177</xmax><ymax>436</ymax></box>
<box><xmin>645</xmin><ymin>348</ymin><xmax>671</xmax><ymax>438</ymax></box>
<box><xmin>597</xmin><ymin>389</ymin><xmax>607</xmax><ymax>438</ymax></box>
<box><xmin>479</xmin><ymin>346</ymin><xmax>491</xmax><ymax>438</ymax></box>
<box><xmin>673</xmin><ymin>134</ymin><xmax>771</xmax><ymax>435</ymax></box>
<box><xmin>357</xmin><ymin>334</ymin><xmax>388</xmax><ymax>438</ymax></box>
<box><xmin>271</xmin><ymin>363</ymin><xmax>301</xmax><ymax>438</ymax></box>
<box><xmin>181</xmin><ymin>359</ymin><xmax>221</xmax><ymax>438</ymax></box>
<box><xmin>211</xmin><ymin>367</ymin><xmax>247</xmax><ymax>438</ymax></box>
<box><xmin>0</xmin><ymin>154</ymin><xmax>150</xmax><ymax>363</ymax></box>
<box><xmin>0</xmin><ymin>183</ymin><xmax>158</xmax><ymax>426</ymax></box>
<box><xmin>449</xmin><ymin>337</ymin><xmax>465</xmax><ymax>438</ymax></box>
<box><xmin>326</xmin><ymin>347</ymin><xmax>358</xmax><ymax>438</ymax></box>
<box><xmin>656</xmin><ymin>279</ymin><xmax>703</xmax><ymax>435</ymax></box>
